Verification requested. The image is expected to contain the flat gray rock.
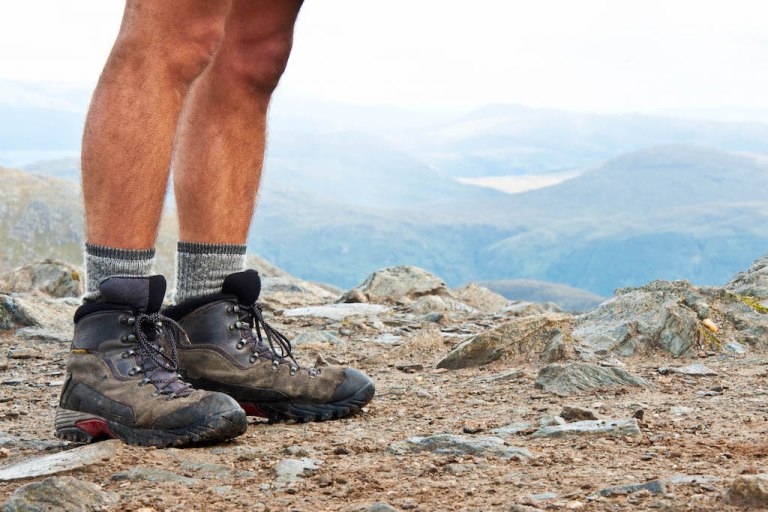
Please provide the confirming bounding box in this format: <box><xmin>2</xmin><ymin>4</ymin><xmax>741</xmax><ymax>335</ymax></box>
<box><xmin>535</xmin><ymin>363</ymin><xmax>652</xmax><ymax>396</ymax></box>
<box><xmin>532</xmin><ymin>418</ymin><xmax>641</xmax><ymax>439</ymax></box>
<box><xmin>388</xmin><ymin>434</ymin><xmax>534</xmax><ymax>460</ymax></box>
<box><xmin>491</xmin><ymin>422</ymin><xmax>534</xmax><ymax>437</ymax></box>
<box><xmin>111</xmin><ymin>467</ymin><xmax>199</xmax><ymax>486</ymax></box>
<box><xmin>598</xmin><ymin>480</ymin><xmax>666</xmax><ymax>497</ymax></box>
<box><xmin>3</xmin><ymin>476</ymin><xmax>117</xmax><ymax>512</ymax></box>
<box><xmin>14</xmin><ymin>327</ymin><xmax>71</xmax><ymax>343</ymax></box>
<box><xmin>292</xmin><ymin>330</ymin><xmax>343</xmax><ymax>346</ymax></box>
<box><xmin>282</xmin><ymin>303</ymin><xmax>389</xmax><ymax>320</ymax></box>
<box><xmin>658</xmin><ymin>363</ymin><xmax>717</xmax><ymax>376</ymax></box>
<box><xmin>273</xmin><ymin>457</ymin><xmax>323</xmax><ymax>483</ymax></box>
<box><xmin>0</xmin><ymin>440</ymin><xmax>120</xmax><ymax>481</ymax></box>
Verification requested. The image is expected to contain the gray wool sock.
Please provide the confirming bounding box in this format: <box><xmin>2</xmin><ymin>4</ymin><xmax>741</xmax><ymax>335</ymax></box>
<box><xmin>84</xmin><ymin>243</ymin><xmax>156</xmax><ymax>302</ymax></box>
<box><xmin>174</xmin><ymin>241</ymin><xmax>246</xmax><ymax>303</ymax></box>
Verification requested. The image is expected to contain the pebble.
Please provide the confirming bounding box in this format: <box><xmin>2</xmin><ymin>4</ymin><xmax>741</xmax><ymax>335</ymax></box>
<box><xmin>366</xmin><ymin>503</ymin><xmax>398</xmax><ymax>512</ymax></box>
<box><xmin>538</xmin><ymin>415</ymin><xmax>566</xmax><ymax>427</ymax></box>
<box><xmin>273</xmin><ymin>458</ymin><xmax>323</xmax><ymax>483</ymax></box>
<box><xmin>7</xmin><ymin>347</ymin><xmax>41</xmax><ymax>359</ymax></box>
<box><xmin>725</xmin><ymin>474</ymin><xmax>768</xmax><ymax>507</ymax></box>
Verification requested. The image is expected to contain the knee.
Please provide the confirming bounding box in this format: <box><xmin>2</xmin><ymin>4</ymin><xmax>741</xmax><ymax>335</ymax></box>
<box><xmin>218</xmin><ymin>31</ymin><xmax>295</xmax><ymax>96</ymax></box>
<box><xmin>114</xmin><ymin>11</ymin><xmax>227</xmax><ymax>85</ymax></box>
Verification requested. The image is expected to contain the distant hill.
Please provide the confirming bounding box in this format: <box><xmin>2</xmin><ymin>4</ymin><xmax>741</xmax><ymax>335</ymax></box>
<box><xmin>478</xmin><ymin>279</ymin><xmax>605</xmax><ymax>312</ymax></box>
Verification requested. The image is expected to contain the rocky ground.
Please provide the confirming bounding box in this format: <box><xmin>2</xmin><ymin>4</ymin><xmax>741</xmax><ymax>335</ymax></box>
<box><xmin>4</xmin><ymin>259</ymin><xmax>768</xmax><ymax>511</ymax></box>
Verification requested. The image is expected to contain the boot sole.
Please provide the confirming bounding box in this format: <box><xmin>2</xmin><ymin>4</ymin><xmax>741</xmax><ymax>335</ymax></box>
<box><xmin>54</xmin><ymin>407</ymin><xmax>248</xmax><ymax>448</ymax></box>
<box><xmin>238</xmin><ymin>381</ymin><xmax>375</xmax><ymax>423</ymax></box>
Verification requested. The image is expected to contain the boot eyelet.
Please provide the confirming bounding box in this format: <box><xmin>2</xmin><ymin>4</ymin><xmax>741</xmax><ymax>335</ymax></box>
<box><xmin>290</xmin><ymin>367</ymin><xmax>297</xmax><ymax>376</ymax></box>
<box><xmin>228</xmin><ymin>324</ymin><xmax>235</xmax><ymax>331</ymax></box>
<box><xmin>249</xmin><ymin>355</ymin><xmax>258</xmax><ymax>363</ymax></box>
<box><xmin>127</xmin><ymin>367</ymin><xmax>140</xmax><ymax>376</ymax></box>
<box><xmin>121</xmin><ymin>350</ymin><xmax>134</xmax><ymax>359</ymax></box>
<box><xmin>152</xmin><ymin>391</ymin><xmax>160</xmax><ymax>398</ymax></box>
<box><xmin>233</xmin><ymin>305</ymin><xmax>241</xmax><ymax>313</ymax></box>
<box><xmin>226</xmin><ymin>306</ymin><xmax>234</xmax><ymax>313</ymax></box>
<box><xmin>236</xmin><ymin>340</ymin><xmax>246</xmax><ymax>350</ymax></box>
<box><xmin>127</xmin><ymin>317</ymin><xmax>136</xmax><ymax>325</ymax></box>
<box><xmin>119</xmin><ymin>315</ymin><xmax>128</xmax><ymax>325</ymax></box>
<box><xmin>271</xmin><ymin>361</ymin><xmax>279</xmax><ymax>371</ymax></box>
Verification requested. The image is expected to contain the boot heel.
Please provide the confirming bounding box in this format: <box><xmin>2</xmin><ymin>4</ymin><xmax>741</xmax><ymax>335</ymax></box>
<box><xmin>55</xmin><ymin>408</ymin><xmax>115</xmax><ymax>443</ymax></box>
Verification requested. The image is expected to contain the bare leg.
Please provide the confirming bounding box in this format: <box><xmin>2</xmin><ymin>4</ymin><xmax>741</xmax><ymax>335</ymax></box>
<box><xmin>172</xmin><ymin>0</ymin><xmax>303</xmax><ymax>244</ymax></box>
<box><xmin>82</xmin><ymin>0</ymin><xmax>231</xmax><ymax>249</ymax></box>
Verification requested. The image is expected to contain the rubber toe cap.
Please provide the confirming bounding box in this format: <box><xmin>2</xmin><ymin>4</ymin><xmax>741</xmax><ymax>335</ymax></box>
<box><xmin>330</xmin><ymin>368</ymin><xmax>375</xmax><ymax>403</ymax></box>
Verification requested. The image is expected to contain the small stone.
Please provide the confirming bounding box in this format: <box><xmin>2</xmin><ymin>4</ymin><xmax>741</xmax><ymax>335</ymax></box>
<box><xmin>725</xmin><ymin>474</ymin><xmax>768</xmax><ymax>507</ymax></box>
<box><xmin>444</xmin><ymin>463</ymin><xmax>473</xmax><ymax>475</ymax></box>
<box><xmin>7</xmin><ymin>347</ymin><xmax>41</xmax><ymax>360</ymax></box>
<box><xmin>491</xmin><ymin>422</ymin><xmax>533</xmax><ymax>437</ymax></box>
<box><xmin>538</xmin><ymin>415</ymin><xmax>566</xmax><ymax>427</ymax></box>
<box><xmin>366</xmin><ymin>503</ymin><xmax>398</xmax><ymax>512</ymax></box>
<box><xmin>670</xmin><ymin>406</ymin><xmax>693</xmax><ymax>415</ymax></box>
<box><xmin>702</xmin><ymin>318</ymin><xmax>718</xmax><ymax>332</ymax></box>
<box><xmin>532</xmin><ymin>418</ymin><xmax>641</xmax><ymax>439</ymax></box>
<box><xmin>396</xmin><ymin>364</ymin><xmax>424</xmax><ymax>373</ymax></box>
<box><xmin>3</xmin><ymin>476</ymin><xmax>117</xmax><ymax>512</ymax></box>
<box><xmin>658</xmin><ymin>364</ymin><xmax>717</xmax><ymax>376</ymax></box>
<box><xmin>561</xmin><ymin>406</ymin><xmax>598</xmax><ymax>422</ymax></box>
<box><xmin>388</xmin><ymin>434</ymin><xmax>534</xmax><ymax>460</ymax></box>
<box><xmin>110</xmin><ymin>467</ymin><xmax>199</xmax><ymax>486</ymax></box>
<box><xmin>283</xmin><ymin>446</ymin><xmax>312</xmax><ymax>457</ymax></box>
<box><xmin>273</xmin><ymin>458</ymin><xmax>323</xmax><ymax>483</ymax></box>
<box><xmin>599</xmin><ymin>480</ymin><xmax>666</xmax><ymax>497</ymax></box>
<box><xmin>0</xmin><ymin>448</ymin><xmax>9</xmax><ymax>458</ymax></box>
<box><xmin>632</xmin><ymin>409</ymin><xmax>645</xmax><ymax>420</ymax></box>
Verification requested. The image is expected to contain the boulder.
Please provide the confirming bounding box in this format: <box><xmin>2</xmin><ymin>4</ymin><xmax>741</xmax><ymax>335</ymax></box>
<box><xmin>340</xmin><ymin>266</ymin><xmax>449</xmax><ymax>304</ymax></box>
<box><xmin>534</xmin><ymin>363</ymin><xmax>653</xmax><ymax>397</ymax></box>
<box><xmin>3</xmin><ymin>476</ymin><xmax>117</xmax><ymax>512</ymax></box>
<box><xmin>725</xmin><ymin>253</ymin><xmax>768</xmax><ymax>298</ymax></box>
<box><xmin>0</xmin><ymin>260</ymin><xmax>83</xmax><ymax>298</ymax></box>
<box><xmin>436</xmin><ymin>313</ymin><xmax>573</xmax><ymax>369</ymax></box>
<box><xmin>452</xmin><ymin>283</ymin><xmax>509</xmax><ymax>313</ymax></box>
<box><xmin>0</xmin><ymin>293</ymin><xmax>77</xmax><ymax>332</ymax></box>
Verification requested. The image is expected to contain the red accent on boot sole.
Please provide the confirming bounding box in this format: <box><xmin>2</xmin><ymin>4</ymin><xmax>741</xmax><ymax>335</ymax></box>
<box><xmin>238</xmin><ymin>402</ymin><xmax>268</xmax><ymax>418</ymax></box>
<box><xmin>75</xmin><ymin>419</ymin><xmax>115</xmax><ymax>439</ymax></box>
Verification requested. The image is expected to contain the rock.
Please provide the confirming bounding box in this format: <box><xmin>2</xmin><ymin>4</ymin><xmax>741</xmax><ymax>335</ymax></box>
<box><xmin>259</xmin><ymin>276</ymin><xmax>338</xmax><ymax>308</ymax></box>
<box><xmin>14</xmin><ymin>327</ymin><xmax>71</xmax><ymax>343</ymax></box>
<box><xmin>0</xmin><ymin>260</ymin><xmax>83</xmax><ymax>298</ymax></box>
<box><xmin>437</xmin><ymin>313</ymin><xmax>573</xmax><ymax>369</ymax></box>
<box><xmin>532</xmin><ymin>418</ymin><xmax>641</xmax><ymax>439</ymax></box>
<box><xmin>111</xmin><ymin>467</ymin><xmax>199</xmax><ymax>486</ymax></box>
<box><xmin>0</xmin><ymin>440</ymin><xmax>120</xmax><ymax>481</ymax></box>
<box><xmin>725</xmin><ymin>253</ymin><xmax>768</xmax><ymax>298</ymax></box>
<box><xmin>670</xmin><ymin>406</ymin><xmax>694</xmax><ymax>415</ymax></box>
<box><xmin>475</xmin><ymin>369</ymin><xmax>526</xmax><ymax>383</ymax></box>
<box><xmin>658</xmin><ymin>364</ymin><xmax>717</xmax><ymax>376</ymax></box>
<box><xmin>560</xmin><ymin>406</ymin><xmax>598</xmax><ymax>422</ymax></box>
<box><xmin>509</xmin><ymin>506</ymin><xmax>546</xmax><ymax>512</ymax></box>
<box><xmin>452</xmin><ymin>283</ymin><xmax>510</xmax><ymax>313</ymax></box>
<box><xmin>725</xmin><ymin>474</ymin><xmax>768</xmax><ymax>507</ymax></box>
<box><xmin>534</xmin><ymin>363</ymin><xmax>653</xmax><ymax>396</ymax></box>
<box><xmin>540</xmin><ymin>330</ymin><xmax>570</xmax><ymax>363</ymax></box>
<box><xmin>292</xmin><ymin>331</ymin><xmax>343</xmax><ymax>346</ymax></box>
<box><xmin>340</xmin><ymin>266</ymin><xmax>449</xmax><ymax>304</ymax></box>
<box><xmin>282</xmin><ymin>303</ymin><xmax>390</xmax><ymax>321</ymax></box>
<box><xmin>408</xmin><ymin>295</ymin><xmax>478</xmax><ymax>315</ymax></box>
<box><xmin>365</xmin><ymin>503</ymin><xmax>398</xmax><ymax>512</ymax></box>
<box><xmin>491</xmin><ymin>422</ymin><xmax>534</xmax><ymax>437</ymax></box>
<box><xmin>273</xmin><ymin>458</ymin><xmax>323</xmax><ymax>483</ymax></box>
<box><xmin>7</xmin><ymin>347</ymin><xmax>41</xmax><ymax>359</ymax></box>
<box><xmin>388</xmin><ymin>434</ymin><xmax>534</xmax><ymax>460</ymax></box>
<box><xmin>537</xmin><ymin>415</ymin><xmax>566</xmax><ymax>427</ymax></box>
<box><xmin>503</xmin><ymin>301</ymin><xmax>563</xmax><ymax>317</ymax></box>
<box><xmin>443</xmin><ymin>463</ymin><xmax>473</xmax><ymax>475</ymax></box>
<box><xmin>598</xmin><ymin>480</ymin><xmax>666</xmax><ymax>497</ymax></box>
<box><xmin>388</xmin><ymin>328</ymin><xmax>445</xmax><ymax>362</ymax></box>
<box><xmin>0</xmin><ymin>293</ymin><xmax>76</xmax><ymax>332</ymax></box>
<box><xmin>572</xmin><ymin>281</ymin><xmax>703</xmax><ymax>357</ymax></box>
<box><xmin>3</xmin><ymin>476</ymin><xmax>117</xmax><ymax>512</ymax></box>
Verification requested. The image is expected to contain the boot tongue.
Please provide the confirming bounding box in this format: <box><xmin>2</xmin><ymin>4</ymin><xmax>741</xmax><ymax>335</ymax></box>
<box><xmin>99</xmin><ymin>275</ymin><xmax>166</xmax><ymax>313</ymax></box>
<box><xmin>222</xmin><ymin>269</ymin><xmax>261</xmax><ymax>305</ymax></box>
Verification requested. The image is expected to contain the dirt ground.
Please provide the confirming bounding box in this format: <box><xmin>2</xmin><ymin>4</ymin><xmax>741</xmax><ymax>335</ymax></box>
<box><xmin>2</xmin><ymin>312</ymin><xmax>768</xmax><ymax>511</ymax></box>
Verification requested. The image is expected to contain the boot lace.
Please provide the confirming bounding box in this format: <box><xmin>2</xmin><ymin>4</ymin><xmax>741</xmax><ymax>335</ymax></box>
<box><xmin>231</xmin><ymin>303</ymin><xmax>319</xmax><ymax>377</ymax></box>
<box><xmin>123</xmin><ymin>312</ymin><xmax>193</xmax><ymax>398</ymax></box>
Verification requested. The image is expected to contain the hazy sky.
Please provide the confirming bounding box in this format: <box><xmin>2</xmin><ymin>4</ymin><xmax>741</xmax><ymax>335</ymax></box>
<box><xmin>2</xmin><ymin>1</ymin><xmax>768</xmax><ymax>116</ymax></box>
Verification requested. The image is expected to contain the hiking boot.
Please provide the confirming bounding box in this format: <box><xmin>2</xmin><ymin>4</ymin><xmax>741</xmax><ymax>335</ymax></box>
<box><xmin>163</xmin><ymin>270</ymin><xmax>375</xmax><ymax>422</ymax></box>
<box><xmin>55</xmin><ymin>276</ymin><xmax>248</xmax><ymax>447</ymax></box>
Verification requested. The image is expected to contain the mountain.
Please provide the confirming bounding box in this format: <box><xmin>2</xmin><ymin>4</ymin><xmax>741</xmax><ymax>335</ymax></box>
<box><xmin>411</xmin><ymin>103</ymin><xmax>768</xmax><ymax>177</ymax></box>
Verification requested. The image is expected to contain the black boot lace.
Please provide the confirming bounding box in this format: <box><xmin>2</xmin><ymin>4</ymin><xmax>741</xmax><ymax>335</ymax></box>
<box><xmin>231</xmin><ymin>303</ymin><xmax>319</xmax><ymax>377</ymax></box>
<box><xmin>123</xmin><ymin>312</ymin><xmax>193</xmax><ymax>398</ymax></box>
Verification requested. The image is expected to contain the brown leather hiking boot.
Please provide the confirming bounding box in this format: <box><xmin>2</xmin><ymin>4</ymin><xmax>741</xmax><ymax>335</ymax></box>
<box><xmin>164</xmin><ymin>270</ymin><xmax>375</xmax><ymax>422</ymax></box>
<box><xmin>55</xmin><ymin>276</ymin><xmax>247</xmax><ymax>447</ymax></box>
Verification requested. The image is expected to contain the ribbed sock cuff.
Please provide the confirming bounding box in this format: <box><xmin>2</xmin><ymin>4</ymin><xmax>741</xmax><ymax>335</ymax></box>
<box><xmin>84</xmin><ymin>243</ymin><xmax>156</xmax><ymax>301</ymax></box>
<box><xmin>174</xmin><ymin>241</ymin><xmax>246</xmax><ymax>303</ymax></box>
